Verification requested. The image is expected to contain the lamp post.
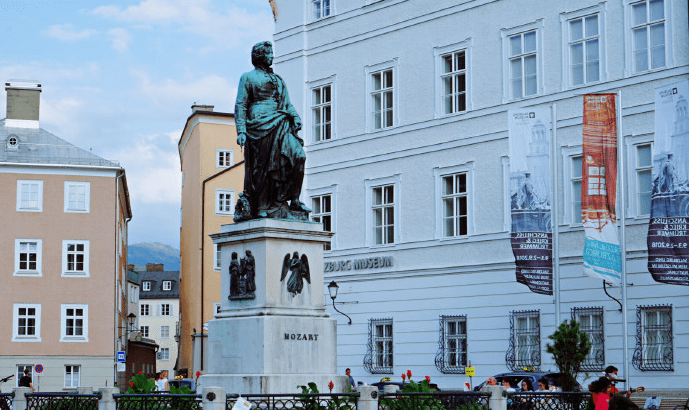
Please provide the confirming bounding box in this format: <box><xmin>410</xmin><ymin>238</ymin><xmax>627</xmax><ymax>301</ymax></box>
<box><xmin>327</xmin><ymin>281</ymin><xmax>352</xmax><ymax>325</ymax></box>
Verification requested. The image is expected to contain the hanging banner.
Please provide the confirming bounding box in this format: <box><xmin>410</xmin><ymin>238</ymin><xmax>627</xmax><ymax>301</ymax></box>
<box><xmin>509</xmin><ymin>107</ymin><xmax>553</xmax><ymax>295</ymax></box>
<box><xmin>582</xmin><ymin>94</ymin><xmax>621</xmax><ymax>283</ymax></box>
<box><xmin>647</xmin><ymin>80</ymin><xmax>689</xmax><ymax>286</ymax></box>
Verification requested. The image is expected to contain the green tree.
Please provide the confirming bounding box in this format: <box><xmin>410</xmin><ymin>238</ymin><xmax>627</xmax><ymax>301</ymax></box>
<box><xmin>546</xmin><ymin>320</ymin><xmax>591</xmax><ymax>392</ymax></box>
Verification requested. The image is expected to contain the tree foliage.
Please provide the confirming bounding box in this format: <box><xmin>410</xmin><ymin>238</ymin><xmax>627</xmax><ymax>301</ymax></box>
<box><xmin>546</xmin><ymin>319</ymin><xmax>591</xmax><ymax>392</ymax></box>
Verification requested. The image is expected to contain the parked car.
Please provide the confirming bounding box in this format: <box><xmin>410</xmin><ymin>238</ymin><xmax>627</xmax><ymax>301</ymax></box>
<box><xmin>473</xmin><ymin>372</ymin><xmax>581</xmax><ymax>392</ymax></box>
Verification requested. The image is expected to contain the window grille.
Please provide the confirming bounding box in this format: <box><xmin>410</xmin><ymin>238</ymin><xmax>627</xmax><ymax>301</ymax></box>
<box><xmin>633</xmin><ymin>305</ymin><xmax>673</xmax><ymax>371</ymax></box>
<box><xmin>364</xmin><ymin>318</ymin><xmax>393</xmax><ymax>373</ymax></box>
<box><xmin>435</xmin><ymin>315</ymin><xmax>467</xmax><ymax>373</ymax></box>
<box><xmin>506</xmin><ymin>310</ymin><xmax>540</xmax><ymax>371</ymax></box>
<box><xmin>572</xmin><ymin>307</ymin><xmax>605</xmax><ymax>371</ymax></box>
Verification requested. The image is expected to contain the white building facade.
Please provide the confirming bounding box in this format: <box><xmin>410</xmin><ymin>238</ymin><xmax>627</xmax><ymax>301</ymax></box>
<box><xmin>271</xmin><ymin>0</ymin><xmax>689</xmax><ymax>390</ymax></box>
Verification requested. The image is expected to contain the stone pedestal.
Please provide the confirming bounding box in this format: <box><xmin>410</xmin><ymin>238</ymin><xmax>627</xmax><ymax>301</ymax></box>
<box><xmin>199</xmin><ymin>219</ymin><xmax>347</xmax><ymax>393</ymax></box>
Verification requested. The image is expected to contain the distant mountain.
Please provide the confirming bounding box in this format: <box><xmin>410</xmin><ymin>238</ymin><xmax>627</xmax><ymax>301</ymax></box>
<box><xmin>128</xmin><ymin>242</ymin><xmax>180</xmax><ymax>271</ymax></box>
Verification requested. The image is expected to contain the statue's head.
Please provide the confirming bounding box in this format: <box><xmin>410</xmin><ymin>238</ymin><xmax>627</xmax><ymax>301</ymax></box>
<box><xmin>232</xmin><ymin>251</ymin><xmax>237</xmax><ymax>259</ymax></box>
<box><xmin>292</xmin><ymin>251</ymin><xmax>299</xmax><ymax>258</ymax></box>
<box><xmin>251</xmin><ymin>41</ymin><xmax>273</xmax><ymax>68</ymax></box>
<box><xmin>246</xmin><ymin>250</ymin><xmax>253</xmax><ymax>257</ymax></box>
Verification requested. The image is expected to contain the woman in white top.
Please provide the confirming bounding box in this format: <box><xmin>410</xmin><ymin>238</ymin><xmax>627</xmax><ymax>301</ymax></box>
<box><xmin>156</xmin><ymin>370</ymin><xmax>169</xmax><ymax>392</ymax></box>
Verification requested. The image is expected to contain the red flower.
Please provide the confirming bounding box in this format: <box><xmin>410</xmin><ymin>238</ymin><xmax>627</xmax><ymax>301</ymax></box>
<box><xmin>328</xmin><ymin>380</ymin><xmax>334</xmax><ymax>392</ymax></box>
<box><xmin>195</xmin><ymin>371</ymin><xmax>201</xmax><ymax>378</ymax></box>
<box><xmin>425</xmin><ymin>376</ymin><xmax>431</xmax><ymax>383</ymax></box>
<box><xmin>401</xmin><ymin>374</ymin><xmax>406</xmax><ymax>380</ymax></box>
<box><xmin>129</xmin><ymin>381</ymin><xmax>134</xmax><ymax>388</ymax></box>
<box><xmin>406</xmin><ymin>370</ymin><xmax>412</xmax><ymax>379</ymax></box>
<box><xmin>138</xmin><ymin>371</ymin><xmax>143</xmax><ymax>375</ymax></box>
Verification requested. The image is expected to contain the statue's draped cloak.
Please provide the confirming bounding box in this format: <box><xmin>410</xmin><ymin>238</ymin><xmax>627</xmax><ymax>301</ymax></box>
<box><xmin>235</xmin><ymin>68</ymin><xmax>305</xmax><ymax>215</ymax></box>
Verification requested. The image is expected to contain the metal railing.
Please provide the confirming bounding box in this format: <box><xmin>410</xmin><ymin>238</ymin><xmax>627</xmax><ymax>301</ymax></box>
<box><xmin>226</xmin><ymin>393</ymin><xmax>359</xmax><ymax>410</ymax></box>
<box><xmin>0</xmin><ymin>393</ymin><xmax>13</xmax><ymax>410</ymax></box>
<box><xmin>114</xmin><ymin>393</ymin><xmax>202</xmax><ymax>410</ymax></box>
<box><xmin>505</xmin><ymin>392</ymin><xmax>592</xmax><ymax>410</ymax></box>
<box><xmin>379</xmin><ymin>391</ymin><xmax>490</xmax><ymax>410</ymax></box>
<box><xmin>26</xmin><ymin>392</ymin><xmax>100</xmax><ymax>410</ymax></box>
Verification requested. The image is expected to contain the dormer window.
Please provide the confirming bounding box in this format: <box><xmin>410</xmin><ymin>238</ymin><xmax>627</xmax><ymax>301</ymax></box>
<box><xmin>163</xmin><ymin>281</ymin><xmax>172</xmax><ymax>291</ymax></box>
<box><xmin>7</xmin><ymin>135</ymin><xmax>19</xmax><ymax>151</ymax></box>
<box><xmin>142</xmin><ymin>281</ymin><xmax>151</xmax><ymax>291</ymax></box>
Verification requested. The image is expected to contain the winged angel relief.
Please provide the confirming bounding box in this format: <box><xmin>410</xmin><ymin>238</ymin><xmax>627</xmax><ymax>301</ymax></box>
<box><xmin>280</xmin><ymin>252</ymin><xmax>310</xmax><ymax>295</ymax></box>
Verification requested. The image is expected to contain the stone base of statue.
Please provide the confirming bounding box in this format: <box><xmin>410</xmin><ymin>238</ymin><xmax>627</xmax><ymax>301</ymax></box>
<box><xmin>199</xmin><ymin>219</ymin><xmax>348</xmax><ymax>394</ymax></box>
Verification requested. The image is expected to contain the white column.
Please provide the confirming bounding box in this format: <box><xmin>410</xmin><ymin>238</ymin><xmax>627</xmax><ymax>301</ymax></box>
<box><xmin>98</xmin><ymin>387</ymin><xmax>120</xmax><ymax>410</ymax></box>
<box><xmin>13</xmin><ymin>387</ymin><xmax>32</xmax><ymax>410</ymax></box>
<box><xmin>358</xmin><ymin>385</ymin><xmax>379</xmax><ymax>410</ymax></box>
<box><xmin>202</xmin><ymin>387</ymin><xmax>226</xmax><ymax>410</ymax></box>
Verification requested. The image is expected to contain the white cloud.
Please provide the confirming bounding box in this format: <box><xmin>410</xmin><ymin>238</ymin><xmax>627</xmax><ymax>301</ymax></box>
<box><xmin>107</xmin><ymin>28</ymin><xmax>132</xmax><ymax>51</ymax></box>
<box><xmin>44</xmin><ymin>24</ymin><xmax>97</xmax><ymax>41</ymax></box>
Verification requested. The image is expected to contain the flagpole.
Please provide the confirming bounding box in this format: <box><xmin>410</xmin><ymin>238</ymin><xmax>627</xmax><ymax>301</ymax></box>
<box><xmin>551</xmin><ymin>103</ymin><xmax>560</xmax><ymax>325</ymax></box>
<box><xmin>617</xmin><ymin>90</ymin><xmax>630</xmax><ymax>391</ymax></box>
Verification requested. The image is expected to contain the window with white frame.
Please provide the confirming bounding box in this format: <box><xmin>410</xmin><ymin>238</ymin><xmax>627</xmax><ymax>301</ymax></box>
<box><xmin>15</xmin><ymin>239</ymin><xmax>42</xmax><ymax>276</ymax></box>
<box><xmin>140</xmin><ymin>325</ymin><xmax>150</xmax><ymax>338</ymax></box>
<box><xmin>630</xmin><ymin>0</ymin><xmax>666</xmax><ymax>73</ymax></box>
<box><xmin>562</xmin><ymin>149</ymin><xmax>583</xmax><ymax>225</ymax></box>
<box><xmin>159</xmin><ymin>304</ymin><xmax>172</xmax><ymax>316</ymax></box>
<box><xmin>64</xmin><ymin>181</ymin><xmax>90</xmax><ymax>213</ymax></box>
<box><xmin>509</xmin><ymin>30</ymin><xmax>538</xmax><ymax>99</ymax></box>
<box><xmin>217</xmin><ymin>149</ymin><xmax>233</xmax><ymax>168</ymax></box>
<box><xmin>372</xmin><ymin>184</ymin><xmax>395</xmax><ymax>245</ymax></box>
<box><xmin>142</xmin><ymin>281</ymin><xmax>151</xmax><ymax>292</ymax></box>
<box><xmin>311</xmin><ymin>84</ymin><xmax>332</xmax><ymax>142</ymax></box>
<box><xmin>364</xmin><ymin>318</ymin><xmax>393</xmax><ymax>373</ymax></box>
<box><xmin>436</xmin><ymin>315</ymin><xmax>467</xmax><ymax>373</ymax></box>
<box><xmin>13</xmin><ymin>304</ymin><xmax>41</xmax><ymax>342</ymax></box>
<box><xmin>366</xmin><ymin>61</ymin><xmax>397</xmax><ymax>131</ymax></box>
<box><xmin>567</xmin><ymin>14</ymin><xmax>601</xmax><ymax>86</ymax></box>
<box><xmin>160</xmin><ymin>325</ymin><xmax>170</xmax><ymax>338</ymax></box>
<box><xmin>441</xmin><ymin>172</ymin><xmax>468</xmax><ymax>237</ymax></box>
<box><xmin>634</xmin><ymin>142</ymin><xmax>653</xmax><ymax>216</ymax></box>
<box><xmin>312</xmin><ymin>0</ymin><xmax>331</xmax><ymax>20</ymax></box>
<box><xmin>64</xmin><ymin>365</ymin><xmax>80</xmax><ymax>388</ymax></box>
<box><xmin>159</xmin><ymin>348</ymin><xmax>170</xmax><ymax>361</ymax></box>
<box><xmin>507</xmin><ymin>310</ymin><xmax>540</xmax><ymax>371</ymax></box>
<box><xmin>440</xmin><ymin>50</ymin><xmax>467</xmax><ymax>115</ymax></box>
<box><xmin>62</xmin><ymin>240</ymin><xmax>89</xmax><ymax>277</ymax></box>
<box><xmin>16</xmin><ymin>180</ymin><xmax>43</xmax><ymax>212</ymax></box>
<box><xmin>311</xmin><ymin>194</ymin><xmax>333</xmax><ymax>250</ymax></box>
<box><xmin>140</xmin><ymin>304</ymin><xmax>150</xmax><ymax>316</ymax></box>
<box><xmin>61</xmin><ymin>304</ymin><xmax>88</xmax><ymax>342</ymax></box>
<box><xmin>16</xmin><ymin>366</ymin><xmax>33</xmax><ymax>387</ymax></box>
<box><xmin>216</xmin><ymin>189</ymin><xmax>235</xmax><ymax>215</ymax></box>
<box><xmin>572</xmin><ymin>307</ymin><xmax>605</xmax><ymax>371</ymax></box>
<box><xmin>213</xmin><ymin>244</ymin><xmax>221</xmax><ymax>270</ymax></box>
<box><xmin>163</xmin><ymin>281</ymin><xmax>172</xmax><ymax>291</ymax></box>
<box><xmin>634</xmin><ymin>305</ymin><xmax>673</xmax><ymax>371</ymax></box>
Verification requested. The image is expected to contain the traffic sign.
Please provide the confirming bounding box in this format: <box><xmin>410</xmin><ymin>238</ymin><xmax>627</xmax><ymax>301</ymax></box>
<box><xmin>34</xmin><ymin>364</ymin><xmax>43</xmax><ymax>374</ymax></box>
<box><xmin>117</xmin><ymin>351</ymin><xmax>126</xmax><ymax>363</ymax></box>
<box><xmin>465</xmin><ymin>366</ymin><xmax>475</xmax><ymax>377</ymax></box>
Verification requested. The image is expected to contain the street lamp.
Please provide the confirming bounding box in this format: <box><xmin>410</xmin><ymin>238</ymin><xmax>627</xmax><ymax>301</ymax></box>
<box><xmin>327</xmin><ymin>281</ymin><xmax>352</xmax><ymax>325</ymax></box>
<box><xmin>118</xmin><ymin>313</ymin><xmax>140</xmax><ymax>336</ymax></box>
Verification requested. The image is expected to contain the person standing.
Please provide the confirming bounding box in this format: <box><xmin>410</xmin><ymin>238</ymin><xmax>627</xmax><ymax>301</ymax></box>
<box><xmin>156</xmin><ymin>370</ymin><xmax>169</xmax><ymax>392</ymax></box>
<box><xmin>345</xmin><ymin>368</ymin><xmax>356</xmax><ymax>391</ymax></box>
<box><xmin>18</xmin><ymin>369</ymin><xmax>34</xmax><ymax>392</ymax></box>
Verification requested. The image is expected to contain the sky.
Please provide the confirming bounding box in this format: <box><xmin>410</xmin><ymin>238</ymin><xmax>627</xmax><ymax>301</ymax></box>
<box><xmin>0</xmin><ymin>0</ymin><xmax>274</xmax><ymax>249</ymax></box>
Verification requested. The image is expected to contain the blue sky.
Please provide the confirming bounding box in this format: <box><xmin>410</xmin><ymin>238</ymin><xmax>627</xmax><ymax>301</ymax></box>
<box><xmin>0</xmin><ymin>0</ymin><xmax>274</xmax><ymax>248</ymax></box>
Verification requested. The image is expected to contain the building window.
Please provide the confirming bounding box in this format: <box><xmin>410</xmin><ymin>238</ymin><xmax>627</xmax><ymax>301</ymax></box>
<box><xmin>160</xmin><ymin>325</ymin><xmax>170</xmax><ymax>338</ymax></box>
<box><xmin>142</xmin><ymin>281</ymin><xmax>151</xmax><ymax>292</ymax></box>
<box><xmin>163</xmin><ymin>281</ymin><xmax>172</xmax><ymax>291</ymax></box>
<box><xmin>140</xmin><ymin>325</ymin><xmax>150</xmax><ymax>338</ymax></box>
<box><xmin>312</xmin><ymin>0</ymin><xmax>331</xmax><ymax>20</ymax></box>
<box><xmin>159</xmin><ymin>304</ymin><xmax>172</xmax><ymax>316</ymax></box>
<box><xmin>312</xmin><ymin>84</ymin><xmax>332</xmax><ymax>141</ymax></box>
<box><xmin>630</xmin><ymin>0</ymin><xmax>666</xmax><ymax>72</ymax></box>
<box><xmin>633</xmin><ymin>305</ymin><xmax>673</xmax><ymax>371</ymax></box>
<box><xmin>572</xmin><ymin>307</ymin><xmax>605</xmax><ymax>371</ymax></box>
<box><xmin>61</xmin><ymin>304</ymin><xmax>88</xmax><ymax>342</ymax></box>
<box><xmin>13</xmin><ymin>304</ymin><xmax>41</xmax><ymax>342</ymax></box>
<box><xmin>216</xmin><ymin>189</ymin><xmax>235</xmax><ymax>215</ymax></box>
<box><xmin>64</xmin><ymin>365</ymin><xmax>80</xmax><ymax>388</ymax></box>
<box><xmin>506</xmin><ymin>310</ymin><xmax>540</xmax><ymax>371</ymax></box>
<box><xmin>372</xmin><ymin>185</ymin><xmax>395</xmax><ymax>245</ymax></box>
<box><xmin>568</xmin><ymin>14</ymin><xmax>600</xmax><ymax>86</ymax></box>
<box><xmin>366</xmin><ymin>60</ymin><xmax>397</xmax><ymax>132</ymax></box>
<box><xmin>217</xmin><ymin>149</ymin><xmax>233</xmax><ymax>168</ymax></box>
<box><xmin>634</xmin><ymin>143</ymin><xmax>653</xmax><ymax>216</ymax></box>
<box><xmin>62</xmin><ymin>240</ymin><xmax>90</xmax><ymax>277</ymax></box>
<box><xmin>508</xmin><ymin>30</ymin><xmax>538</xmax><ymax>99</ymax></box>
<box><xmin>311</xmin><ymin>194</ymin><xmax>332</xmax><ymax>250</ymax></box>
<box><xmin>364</xmin><ymin>318</ymin><xmax>393</xmax><ymax>373</ymax></box>
<box><xmin>16</xmin><ymin>180</ymin><xmax>43</xmax><ymax>212</ymax></box>
<box><xmin>564</xmin><ymin>153</ymin><xmax>583</xmax><ymax>225</ymax></box>
<box><xmin>440</xmin><ymin>51</ymin><xmax>467</xmax><ymax>115</ymax></box>
<box><xmin>441</xmin><ymin>173</ymin><xmax>468</xmax><ymax>237</ymax></box>
<box><xmin>64</xmin><ymin>181</ymin><xmax>90</xmax><ymax>213</ymax></box>
<box><xmin>213</xmin><ymin>244</ymin><xmax>221</xmax><ymax>270</ymax></box>
<box><xmin>7</xmin><ymin>135</ymin><xmax>19</xmax><ymax>151</ymax></box>
<box><xmin>435</xmin><ymin>315</ymin><xmax>467</xmax><ymax>374</ymax></box>
<box><xmin>158</xmin><ymin>348</ymin><xmax>170</xmax><ymax>361</ymax></box>
<box><xmin>140</xmin><ymin>304</ymin><xmax>150</xmax><ymax>316</ymax></box>
<box><xmin>16</xmin><ymin>366</ymin><xmax>33</xmax><ymax>387</ymax></box>
<box><xmin>15</xmin><ymin>239</ymin><xmax>42</xmax><ymax>276</ymax></box>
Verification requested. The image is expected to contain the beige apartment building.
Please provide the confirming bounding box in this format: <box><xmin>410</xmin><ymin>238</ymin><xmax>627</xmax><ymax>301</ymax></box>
<box><xmin>0</xmin><ymin>80</ymin><xmax>132</xmax><ymax>391</ymax></box>
<box><xmin>177</xmin><ymin>105</ymin><xmax>243</xmax><ymax>377</ymax></box>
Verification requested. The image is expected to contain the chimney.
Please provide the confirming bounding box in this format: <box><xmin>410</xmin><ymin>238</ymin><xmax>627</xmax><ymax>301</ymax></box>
<box><xmin>146</xmin><ymin>263</ymin><xmax>164</xmax><ymax>271</ymax></box>
<box><xmin>5</xmin><ymin>80</ymin><xmax>41</xmax><ymax>129</ymax></box>
<box><xmin>127</xmin><ymin>264</ymin><xmax>135</xmax><ymax>271</ymax></box>
<box><xmin>191</xmin><ymin>103</ymin><xmax>214</xmax><ymax>114</ymax></box>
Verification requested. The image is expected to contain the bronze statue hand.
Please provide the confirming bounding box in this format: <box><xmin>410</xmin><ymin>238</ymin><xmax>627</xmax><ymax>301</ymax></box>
<box><xmin>237</xmin><ymin>133</ymin><xmax>246</xmax><ymax>147</ymax></box>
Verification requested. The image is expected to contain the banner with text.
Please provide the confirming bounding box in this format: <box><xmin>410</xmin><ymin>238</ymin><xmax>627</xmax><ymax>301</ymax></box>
<box><xmin>647</xmin><ymin>80</ymin><xmax>689</xmax><ymax>286</ymax></box>
<box><xmin>509</xmin><ymin>107</ymin><xmax>553</xmax><ymax>295</ymax></box>
<box><xmin>582</xmin><ymin>94</ymin><xmax>621</xmax><ymax>283</ymax></box>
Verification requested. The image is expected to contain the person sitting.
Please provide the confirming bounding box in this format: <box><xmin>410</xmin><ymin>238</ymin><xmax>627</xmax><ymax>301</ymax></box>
<box><xmin>521</xmin><ymin>379</ymin><xmax>534</xmax><ymax>392</ymax></box>
<box><xmin>481</xmin><ymin>377</ymin><xmax>498</xmax><ymax>391</ymax></box>
<box><xmin>590</xmin><ymin>377</ymin><xmax>613</xmax><ymax>410</ymax></box>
